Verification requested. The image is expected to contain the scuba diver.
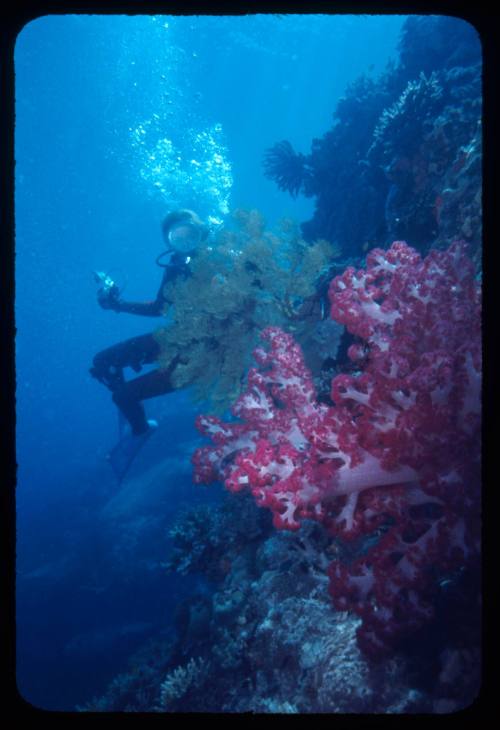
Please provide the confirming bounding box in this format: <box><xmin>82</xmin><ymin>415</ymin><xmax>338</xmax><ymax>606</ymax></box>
<box><xmin>90</xmin><ymin>209</ymin><xmax>209</xmax><ymax>482</ymax></box>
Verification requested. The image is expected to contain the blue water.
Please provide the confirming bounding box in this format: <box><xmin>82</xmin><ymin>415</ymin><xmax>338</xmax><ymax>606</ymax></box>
<box><xmin>15</xmin><ymin>14</ymin><xmax>406</xmax><ymax>710</ymax></box>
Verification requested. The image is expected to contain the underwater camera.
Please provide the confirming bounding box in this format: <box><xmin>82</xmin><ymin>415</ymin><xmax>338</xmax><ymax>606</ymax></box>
<box><xmin>93</xmin><ymin>270</ymin><xmax>121</xmax><ymax>306</ymax></box>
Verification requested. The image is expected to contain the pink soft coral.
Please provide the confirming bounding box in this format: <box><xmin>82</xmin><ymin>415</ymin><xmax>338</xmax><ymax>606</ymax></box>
<box><xmin>193</xmin><ymin>241</ymin><xmax>481</xmax><ymax>657</ymax></box>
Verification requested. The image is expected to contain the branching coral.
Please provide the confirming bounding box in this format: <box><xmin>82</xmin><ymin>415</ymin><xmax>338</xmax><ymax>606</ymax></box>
<box><xmin>367</xmin><ymin>61</ymin><xmax>481</xmax><ymax>252</ymax></box>
<box><xmin>368</xmin><ymin>72</ymin><xmax>444</xmax><ymax>165</ymax></box>
<box><xmin>154</xmin><ymin>209</ymin><xmax>340</xmax><ymax>413</ymax></box>
<box><xmin>159</xmin><ymin>657</ymin><xmax>208</xmax><ymax>710</ymax></box>
<box><xmin>164</xmin><ymin>494</ymin><xmax>271</xmax><ymax>582</ymax></box>
<box><xmin>78</xmin><ymin>637</ymin><xmax>176</xmax><ymax>712</ymax></box>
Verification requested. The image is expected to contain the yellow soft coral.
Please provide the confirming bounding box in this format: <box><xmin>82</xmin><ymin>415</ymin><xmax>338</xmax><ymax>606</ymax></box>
<box><xmin>154</xmin><ymin>209</ymin><xmax>341</xmax><ymax>413</ymax></box>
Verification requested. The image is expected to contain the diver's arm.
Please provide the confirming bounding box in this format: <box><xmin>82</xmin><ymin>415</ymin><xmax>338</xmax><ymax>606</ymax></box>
<box><xmin>110</xmin><ymin>274</ymin><xmax>167</xmax><ymax>317</ymax></box>
<box><xmin>112</xmin><ymin>299</ymin><xmax>164</xmax><ymax>316</ymax></box>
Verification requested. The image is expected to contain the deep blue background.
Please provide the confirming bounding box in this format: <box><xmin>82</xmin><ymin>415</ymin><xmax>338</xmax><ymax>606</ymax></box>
<box><xmin>15</xmin><ymin>14</ymin><xmax>404</xmax><ymax>710</ymax></box>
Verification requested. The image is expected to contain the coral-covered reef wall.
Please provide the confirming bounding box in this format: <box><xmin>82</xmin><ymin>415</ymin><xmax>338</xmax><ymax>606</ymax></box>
<box><xmin>264</xmin><ymin>16</ymin><xmax>481</xmax><ymax>261</ymax></box>
<box><xmin>81</xmin><ymin>495</ymin><xmax>480</xmax><ymax>713</ymax></box>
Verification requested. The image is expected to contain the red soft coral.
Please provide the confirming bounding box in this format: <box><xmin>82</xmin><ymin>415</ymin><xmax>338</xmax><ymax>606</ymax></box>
<box><xmin>193</xmin><ymin>241</ymin><xmax>481</xmax><ymax>657</ymax></box>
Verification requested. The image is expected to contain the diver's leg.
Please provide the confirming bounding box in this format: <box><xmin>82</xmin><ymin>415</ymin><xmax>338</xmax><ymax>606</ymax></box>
<box><xmin>90</xmin><ymin>334</ymin><xmax>160</xmax><ymax>390</ymax></box>
<box><xmin>112</xmin><ymin>358</ymin><xmax>180</xmax><ymax>435</ymax></box>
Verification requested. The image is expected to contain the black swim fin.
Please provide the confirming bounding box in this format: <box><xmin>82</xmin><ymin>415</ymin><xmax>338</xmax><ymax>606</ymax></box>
<box><xmin>107</xmin><ymin>420</ymin><xmax>158</xmax><ymax>485</ymax></box>
<box><xmin>118</xmin><ymin>409</ymin><xmax>126</xmax><ymax>441</ymax></box>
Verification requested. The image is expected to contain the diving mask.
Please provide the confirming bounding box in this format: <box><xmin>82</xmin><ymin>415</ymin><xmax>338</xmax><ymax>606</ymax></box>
<box><xmin>167</xmin><ymin>221</ymin><xmax>203</xmax><ymax>254</ymax></box>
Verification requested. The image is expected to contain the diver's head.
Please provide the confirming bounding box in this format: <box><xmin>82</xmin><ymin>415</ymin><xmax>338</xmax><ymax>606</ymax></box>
<box><xmin>161</xmin><ymin>209</ymin><xmax>209</xmax><ymax>255</ymax></box>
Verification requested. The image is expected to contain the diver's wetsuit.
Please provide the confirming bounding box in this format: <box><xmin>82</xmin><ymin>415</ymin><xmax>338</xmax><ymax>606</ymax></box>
<box><xmin>90</xmin><ymin>253</ymin><xmax>192</xmax><ymax>435</ymax></box>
